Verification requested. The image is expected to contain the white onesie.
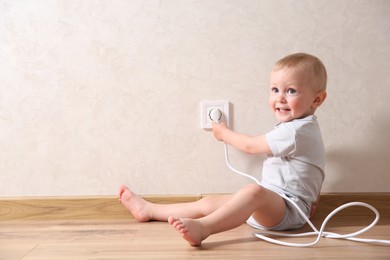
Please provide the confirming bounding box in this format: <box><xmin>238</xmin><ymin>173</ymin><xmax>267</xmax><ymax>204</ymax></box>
<box><xmin>247</xmin><ymin>115</ymin><xmax>325</xmax><ymax>230</ymax></box>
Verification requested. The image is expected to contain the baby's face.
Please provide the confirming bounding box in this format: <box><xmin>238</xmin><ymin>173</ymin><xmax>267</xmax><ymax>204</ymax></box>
<box><xmin>269</xmin><ymin>67</ymin><xmax>318</xmax><ymax>122</ymax></box>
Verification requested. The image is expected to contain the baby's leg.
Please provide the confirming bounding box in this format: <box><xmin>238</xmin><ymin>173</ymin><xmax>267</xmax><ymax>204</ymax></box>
<box><xmin>169</xmin><ymin>184</ymin><xmax>285</xmax><ymax>246</ymax></box>
<box><xmin>119</xmin><ymin>185</ymin><xmax>233</xmax><ymax>222</ymax></box>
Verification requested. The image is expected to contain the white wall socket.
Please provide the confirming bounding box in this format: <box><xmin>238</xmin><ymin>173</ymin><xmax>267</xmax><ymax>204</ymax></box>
<box><xmin>200</xmin><ymin>100</ymin><xmax>229</xmax><ymax>129</ymax></box>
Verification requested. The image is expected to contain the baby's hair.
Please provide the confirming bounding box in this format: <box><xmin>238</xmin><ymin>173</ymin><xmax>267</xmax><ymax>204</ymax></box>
<box><xmin>274</xmin><ymin>53</ymin><xmax>327</xmax><ymax>91</ymax></box>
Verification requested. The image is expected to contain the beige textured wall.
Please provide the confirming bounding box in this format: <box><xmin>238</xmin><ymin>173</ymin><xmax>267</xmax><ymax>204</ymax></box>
<box><xmin>1</xmin><ymin>0</ymin><xmax>389</xmax><ymax>196</ymax></box>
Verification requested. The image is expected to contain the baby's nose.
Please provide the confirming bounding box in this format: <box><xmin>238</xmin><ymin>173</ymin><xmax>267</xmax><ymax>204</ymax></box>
<box><xmin>276</xmin><ymin>94</ymin><xmax>287</xmax><ymax>103</ymax></box>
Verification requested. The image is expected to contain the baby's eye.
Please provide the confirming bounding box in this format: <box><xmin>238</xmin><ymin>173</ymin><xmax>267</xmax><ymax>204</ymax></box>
<box><xmin>271</xmin><ymin>87</ymin><xmax>279</xmax><ymax>93</ymax></box>
<box><xmin>287</xmin><ymin>88</ymin><xmax>297</xmax><ymax>94</ymax></box>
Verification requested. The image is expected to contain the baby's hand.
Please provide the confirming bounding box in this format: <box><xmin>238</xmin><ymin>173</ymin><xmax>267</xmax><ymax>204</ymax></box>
<box><xmin>212</xmin><ymin>122</ymin><xmax>227</xmax><ymax>141</ymax></box>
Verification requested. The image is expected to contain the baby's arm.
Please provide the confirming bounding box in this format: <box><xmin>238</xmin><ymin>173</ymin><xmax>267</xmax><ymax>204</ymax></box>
<box><xmin>212</xmin><ymin>122</ymin><xmax>272</xmax><ymax>155</ymax></box>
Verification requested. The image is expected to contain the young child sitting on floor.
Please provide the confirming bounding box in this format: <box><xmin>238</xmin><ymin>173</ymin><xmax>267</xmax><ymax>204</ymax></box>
<box><xmin>119</xmin><ymin>52</ymin><xmax>327</xmax><ymax>246</ymax></box>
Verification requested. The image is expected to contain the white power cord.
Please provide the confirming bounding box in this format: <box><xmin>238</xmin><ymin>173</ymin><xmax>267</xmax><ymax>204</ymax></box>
<box><xmin>209</xmin><ymin>108</ymin><xmax>390</xmax><ymax>247</ymax></box>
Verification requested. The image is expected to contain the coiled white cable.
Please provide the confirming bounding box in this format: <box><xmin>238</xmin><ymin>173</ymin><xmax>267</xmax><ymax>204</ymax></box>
<box><xmin>223</xmin><ymin>143</ymin><xmax>390</xmax><ymax>247</ymax></box>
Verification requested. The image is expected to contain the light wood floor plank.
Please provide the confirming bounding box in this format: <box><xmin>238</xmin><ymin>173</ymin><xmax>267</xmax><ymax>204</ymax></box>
<box><xmin>1</xmin><ymin>219</ymin><xmax>389</xmax><ymax>259</ymax></box>
<box><xmin>1</xmin><ymin>194</ymin><xmax>389</xmax><ymax>259</ymax></box>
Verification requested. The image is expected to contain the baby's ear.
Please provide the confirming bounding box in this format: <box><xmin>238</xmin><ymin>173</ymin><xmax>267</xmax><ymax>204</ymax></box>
<box><xmin>312</xmin><ymin>91</ymin><xmax>327</xmax><ymax>108</ymax></box>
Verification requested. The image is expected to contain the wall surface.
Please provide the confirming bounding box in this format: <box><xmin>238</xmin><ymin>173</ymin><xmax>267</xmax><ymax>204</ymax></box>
<box><xmin>1</xmin><ymin>0</ymin><xmax>389</xmax><ymax>196</ymax></box>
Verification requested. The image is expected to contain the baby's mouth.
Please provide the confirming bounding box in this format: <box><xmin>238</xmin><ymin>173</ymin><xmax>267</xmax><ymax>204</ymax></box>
<box><xmin>276</xmin><ymin>107</ymin><xmax>291</xmax><ymax>112</ymax></box>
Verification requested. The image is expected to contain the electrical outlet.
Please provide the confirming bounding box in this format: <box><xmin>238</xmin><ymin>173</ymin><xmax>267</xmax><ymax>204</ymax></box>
<box><xmin>200</xmin><ymin>100</ymin><xmax>229</xmax><ymax>129</ymax></box>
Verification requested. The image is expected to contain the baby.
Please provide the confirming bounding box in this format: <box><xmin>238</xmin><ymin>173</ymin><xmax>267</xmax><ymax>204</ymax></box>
<box><xmin>119</xmin><ymin>53</ymin><xmax>327</xmax><ymax>246</ymax></box>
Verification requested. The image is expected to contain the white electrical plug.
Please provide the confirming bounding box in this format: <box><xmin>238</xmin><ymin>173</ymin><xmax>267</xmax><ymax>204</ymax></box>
<box><xmin>209</xmin><ymin>108</ymin><xmax>222</xmax><ymax>123</ymax></box>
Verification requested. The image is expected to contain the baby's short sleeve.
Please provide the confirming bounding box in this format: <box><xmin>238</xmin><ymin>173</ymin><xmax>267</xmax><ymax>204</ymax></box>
<box><xmin>265</xmin><ymin>124</ymin><xmax>296</xmax><ymax>157</ymax></box>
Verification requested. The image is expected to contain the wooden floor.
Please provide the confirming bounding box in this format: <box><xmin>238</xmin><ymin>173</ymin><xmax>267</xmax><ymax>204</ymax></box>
<box><xmin>1</xmin><ymin>218</ymin><xmax>390</xmax><ymax>259</ymax></box>
<box><xmin>1</xmin><ymin>194</ymin><xmax>390</xmax><ymax>259</ymax></box>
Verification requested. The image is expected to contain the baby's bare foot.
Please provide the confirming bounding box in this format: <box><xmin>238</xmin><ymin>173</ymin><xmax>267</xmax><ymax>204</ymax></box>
<box><xmin>168</xmin><ymin>216</ymin><xmax>209</xmax><ymax>246</ymax></box>
<box><xmin>119</xmin><ymin>185</ymin><xmax>151</xmax><ymax>222</ymax></box>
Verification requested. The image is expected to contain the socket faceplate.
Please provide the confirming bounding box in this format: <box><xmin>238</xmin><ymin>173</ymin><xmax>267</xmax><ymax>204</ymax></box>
<box><xmin>200</xmin><ymin>100</ymin><xmax>229</xmax><ymax>129</ymax></box>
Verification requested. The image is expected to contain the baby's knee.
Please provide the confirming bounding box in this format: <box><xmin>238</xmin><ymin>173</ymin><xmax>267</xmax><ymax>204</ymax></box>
<box><xmin>241</xmin><ymin>183</ymin><xmax>264</xmax><ymax>199</ymax></box>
